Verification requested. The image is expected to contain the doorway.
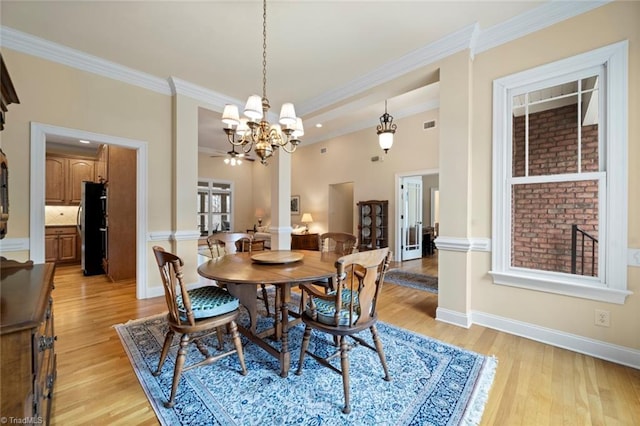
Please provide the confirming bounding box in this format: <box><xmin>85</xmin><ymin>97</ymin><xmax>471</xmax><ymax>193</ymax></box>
<box><xmin>30</xmin><ymin>123</ymin><xmax>149</xmax><ymax>299</ymax></box>
<box><xmin>400</xmin><ymin>176</ymin><xmax>423</xmax><ymax>261</ymax></box>
<box><xmin>395</xmin><ymin>170</ymin><xmax>439</xmax><ymax>263</ymax></box>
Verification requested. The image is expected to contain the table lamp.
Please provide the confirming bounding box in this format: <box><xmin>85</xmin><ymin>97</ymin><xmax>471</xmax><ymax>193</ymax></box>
<box><xmin>255</xmin><ymin>208</ymin><xmax>265</xmax><ymax>227</ymax></box>
<box><xmin>301</xmin><ymin>213</ymin><xmax>313</xmax><ymax>233</ymax></box>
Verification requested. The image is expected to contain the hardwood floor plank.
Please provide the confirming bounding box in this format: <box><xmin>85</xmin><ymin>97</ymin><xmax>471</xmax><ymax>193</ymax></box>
<box><xmin>49</xmin><ymin>257</ymin><xmax>640</xmax><ymax>425</ymax></box>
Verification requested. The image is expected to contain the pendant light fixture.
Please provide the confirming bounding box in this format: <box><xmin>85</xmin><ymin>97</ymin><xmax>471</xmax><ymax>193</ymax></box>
<box><xmin>376</xmin><ymin>100</ymin><xmax>396</xmax><ymax>153</ymax></box>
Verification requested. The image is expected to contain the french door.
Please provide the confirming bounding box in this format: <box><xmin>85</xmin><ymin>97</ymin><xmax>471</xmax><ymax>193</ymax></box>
<box><xmin>401</xmin><ymin>176</ymin><xmax>423</xmax><ymax>261</ymax></box>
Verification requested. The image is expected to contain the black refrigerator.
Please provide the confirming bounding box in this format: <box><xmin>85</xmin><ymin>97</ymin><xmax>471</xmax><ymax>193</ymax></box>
<box><xmin>79</xmin><ymin>181</ymin><xmax>106</xmax><ymax>276</ymax></box>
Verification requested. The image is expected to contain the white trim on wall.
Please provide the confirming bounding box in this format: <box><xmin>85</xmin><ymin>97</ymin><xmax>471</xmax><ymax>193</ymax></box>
<box><xmin>30</xmin><ymin>123</ymin><xmax>149</xmax><ymax>299</ymax></box>
<box><xmin>436</xmin><ymin>308</ymin><xmax>640</xmax><ymax>370</ymax></box>
<box><xmin>0</xmin><ymin>27</ymin><xmax>171</xmax><ymax>95</ymax></box>
<box><xmin>0</xmin><ymin>238</ymin><xmax>29</xmax><ymax>252</ymax></box>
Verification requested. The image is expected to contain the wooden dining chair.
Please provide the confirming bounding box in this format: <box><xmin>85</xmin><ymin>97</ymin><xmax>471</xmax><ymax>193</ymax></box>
<box><xmin>296</xmin><ymin>248</ymin><xmax>392</xmax><ymax>414</ymax></box>
<box><xmin>205</xmin><ymin>236</ymin><xmax>227</xmax><ymax>261</ymax></box>
<box><xmin>319</xmin><ymin>232</ymin><xmax>358</xmax><ymax>256</ymax></box>
<box><xmin>314</xmin><ymin>232</ymin><xmax>358</xmax><ymax>291</ymax></box>
<box><xmin>151</xmin><ymin>246</ymin><xmax>247</xmax><ymax>408</ymax></box>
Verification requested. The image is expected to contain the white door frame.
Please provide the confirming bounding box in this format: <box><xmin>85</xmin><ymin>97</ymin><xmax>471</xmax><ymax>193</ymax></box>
<box><xmin>394</xmin><ymin>168</ymin><xmax>439</xmax><ymax>263</ymax></box>
<box><xmin>30</xmin><ymin>123</ymin><xmax>149</xmax><ymax>299</ymax></box>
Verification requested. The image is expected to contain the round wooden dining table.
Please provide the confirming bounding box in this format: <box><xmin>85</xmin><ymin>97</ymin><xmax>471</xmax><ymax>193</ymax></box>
<box><xmin>197</xmin><ymin>249</ymin><xmax>339</xmax><ymax>377</ymax></box>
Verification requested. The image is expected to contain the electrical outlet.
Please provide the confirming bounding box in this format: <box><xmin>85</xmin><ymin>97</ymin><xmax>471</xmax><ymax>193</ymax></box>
<box><xmin>595</xmin><ymin>309</ymin><xmax>610</xmax><ymax>327</ymax></box>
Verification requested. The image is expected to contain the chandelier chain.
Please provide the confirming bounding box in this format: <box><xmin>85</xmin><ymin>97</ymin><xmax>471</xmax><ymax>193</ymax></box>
<box><xmin>262</xmin><ymin>0</ymin><xmax>267</xmax><ymax>101</ymax></box>
<box><xmin>221</xmin><ymin>0</ymin><xmax>302</xmax><ymax>165</ymax></box>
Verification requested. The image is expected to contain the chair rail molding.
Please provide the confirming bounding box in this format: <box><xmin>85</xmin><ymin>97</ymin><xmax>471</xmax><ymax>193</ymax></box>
<box><xmin>434</xmin><ymin>236</ymin><xmax>491</xmax><ymax>252</ymax></box>
<box><xmin>0</xmin><ymin>237</ymin><xmax>29</xmax><ymax>252</ymax></box>
<box><xmin>171</xmin><ymin>230</ymin><xmax>201</xmax><ymax>241</ymax></box>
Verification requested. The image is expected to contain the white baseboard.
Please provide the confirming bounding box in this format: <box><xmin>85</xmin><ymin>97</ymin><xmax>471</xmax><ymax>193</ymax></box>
<box><xmin>435</xmin><ymin>308</ymin><xmax>640</xmax><ymax>369</ymax></box>
<box><xmin>435</xmin><ymin>307</ymin><xmax>473</xmax><ymax>328</ymax></box>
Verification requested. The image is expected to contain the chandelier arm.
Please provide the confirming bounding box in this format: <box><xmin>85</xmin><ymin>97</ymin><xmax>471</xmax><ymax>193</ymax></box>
<box><xmin>280</xmin><ymin>142</ymin><xmax>297</xmax><ymax>154</ymax></box>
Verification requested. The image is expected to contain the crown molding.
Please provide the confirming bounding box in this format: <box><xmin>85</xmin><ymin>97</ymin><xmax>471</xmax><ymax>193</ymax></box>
<box><xmin>474</xmin><ymin>0</ymin><xmax>611</xmax><ymax>54</ymax></box>
<box><xmin>169</xmin><ymin>77</ymin><xmax>239</xmax><ymax>111</ymax></box>
<box><xmin>298</xmin><ymin>23</ymin><xmax>477</xmax><ymax>117</ymax></box>
<box><xmin>1</xmin><ymin>1</ymin><xmax>611</xmax><ymax>114</ymax></box>
<box><xmin>0</xmin><ymin>26</ymin><xmax>172</xmax><ymax>95</ymax></box>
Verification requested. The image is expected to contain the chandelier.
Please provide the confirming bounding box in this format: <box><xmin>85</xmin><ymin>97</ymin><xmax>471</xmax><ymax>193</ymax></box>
<box><xmin>376</xmin><ymin>100</ymin><xmax>396</xmax><ymax>153</ymax></box>
<box><xmin>221</xmin><ymin>0</ymin><xmax>303</xmax><ymax>165</ymax></box>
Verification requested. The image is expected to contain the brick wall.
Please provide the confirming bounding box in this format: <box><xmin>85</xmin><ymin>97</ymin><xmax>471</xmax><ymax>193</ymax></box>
<box><xmin>511</xmin><ymin>104</ymin><xmax>599</xmax><ymax>275</ymax></box>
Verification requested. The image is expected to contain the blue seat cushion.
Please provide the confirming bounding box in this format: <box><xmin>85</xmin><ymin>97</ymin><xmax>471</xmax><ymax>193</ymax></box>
<box><xmin>306</xmin><ymin>289</ymin><xmax>360</xmax><ymax>326</ymax></box>
<box><xmin>177</xmin><ymin>286</ymin><xmax>239</xmax><ymax>320</ymax></box>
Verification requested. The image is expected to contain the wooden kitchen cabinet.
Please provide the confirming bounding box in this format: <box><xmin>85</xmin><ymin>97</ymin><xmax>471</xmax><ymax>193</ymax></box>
<box><xmin>45</xmin><ymin>226</ymin><xmax>79</xmax><ymax>264</ymax></box>
<box><xmin>95</xmin><ymin>144</ymin><xmax>108</xmax><ymax>183</ymax></box>
<box><xmin>46</xmin><ymin>155</ymin><xmax>95</xmax><ymax>205</ymax></box>
<box><xmin>105</xmin><ymin>145</ymin><xmax>137</xmax><ymax>281</ymax></box>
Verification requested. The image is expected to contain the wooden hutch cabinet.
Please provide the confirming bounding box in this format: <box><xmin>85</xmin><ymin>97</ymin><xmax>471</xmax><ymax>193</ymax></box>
<box><xmin>357</xmin><ymin>200</ymin><xmax>388</xmax><ymax>251</ymax></box>
<box><xmin>0</xmin><ymin>263</ymin><xmax>57</xmax><ymax>425</ymax></box>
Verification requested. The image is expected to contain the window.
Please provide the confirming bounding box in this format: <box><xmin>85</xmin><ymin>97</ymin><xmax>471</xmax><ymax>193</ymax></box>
<box><xmin>197</xmin><ymin>179</ymin><xmax>233</xmax><ymax>236</ymax></box>
<box><xmin>491</xmin><ymin>41</ymin><xmax>630</xmax><ymax>304</ymax></box>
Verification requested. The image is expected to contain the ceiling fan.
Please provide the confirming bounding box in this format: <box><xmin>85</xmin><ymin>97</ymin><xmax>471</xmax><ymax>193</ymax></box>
<box><xmin>210</xmin><ymin>146</ymin><xmax>255</xmax><ymax>166</ymax></box>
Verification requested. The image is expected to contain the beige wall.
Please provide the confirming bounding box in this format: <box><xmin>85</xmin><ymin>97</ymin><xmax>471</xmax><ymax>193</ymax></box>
<box><xmin>468</xmin><ymin>1</ymin><xmax>639</xmax><ymax>349</ymax></box>
<box><xmin>286</xmin><ymin>108</ymin><xmax>440</xmax><ymax>250</ymax></box>
<box><xmin>1</xmin><ymin>49</ymin><xmax>173</xmax><ymax>292</ymax></box>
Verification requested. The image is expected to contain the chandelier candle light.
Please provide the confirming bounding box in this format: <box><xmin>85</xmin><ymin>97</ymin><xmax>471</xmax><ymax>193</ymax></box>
<box><xmin>376</xmin><ymin>100</ymin><xmax>396</xmax><ymax>153</ymax></box>
<box><xmin>221</xmin><ymin>0</ymin><xmax>303</xmax><ymax>165</ymax></box>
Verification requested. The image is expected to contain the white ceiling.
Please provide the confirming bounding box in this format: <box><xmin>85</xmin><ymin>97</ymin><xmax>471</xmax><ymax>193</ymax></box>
<box><xmin>2</xmin><ymin>0</ymin><xmax>597</xmax><ymax>155</ymax></box>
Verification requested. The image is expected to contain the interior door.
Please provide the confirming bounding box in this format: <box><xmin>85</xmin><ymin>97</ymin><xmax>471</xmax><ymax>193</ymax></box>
<box><xmin>401</xmin><ymin>176</ymin><xmax>423</xmax><ymax>261</ymax></box>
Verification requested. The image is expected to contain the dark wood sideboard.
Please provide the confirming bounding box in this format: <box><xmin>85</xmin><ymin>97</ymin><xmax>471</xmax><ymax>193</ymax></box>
<box><xmin>0</xmin><ymin>263</ymin><xmax>57</xmax><ymax>425</ymax></box>
<box><xmin>291</xmin><ymin>232</ymin><xmax>319</xmax><ymax>250</ymax></box>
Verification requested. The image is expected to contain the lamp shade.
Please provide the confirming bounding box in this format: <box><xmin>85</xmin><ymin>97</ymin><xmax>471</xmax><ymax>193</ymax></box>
<box><xmin>235</xmin><ymin>118</ymin><xmax>249</xmax><ymax>136</ymax></box>
<box><xmin>279</xmin><ymin>103</ymin><xmax>297</xmax><ymax>127</ymax></box>
<box><xmin>292</xmin><ymin>117</ymin><xmax>304</xmax><ymax>138</ymax></box>
<box><xmin>301</xmin><ymin>213</ymin><xmax>313</xmax><ymax>223</ymax></box>
<box><xmin>222</xmin><ymin>104</ymin><xmax>240</xmax><ymax>127</ymax></box>
<box><xmin>244</xmin><ymin>95</ymin><xmax>263</xmax><ymax>120</ymax></box>
<box><xmin>379</xmin><ymin>132</ymin><xmax>394</xmax><ymax>152</ymax></box>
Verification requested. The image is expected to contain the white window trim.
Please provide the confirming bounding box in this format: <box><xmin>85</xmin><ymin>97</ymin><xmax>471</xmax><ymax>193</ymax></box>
<box><xmin>490</xmin><ymin>40</ymin><xmax>630</xmax><ymax>304</ymax></box>
<box><xmin>198</xmin><ymin>178</ymin><xmax>234</xmax><ymax>235</ymax></box>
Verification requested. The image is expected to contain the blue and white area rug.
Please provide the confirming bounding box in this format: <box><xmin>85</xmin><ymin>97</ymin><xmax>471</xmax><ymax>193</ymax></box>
<box><xmin>115</xmin><ymin>304</ymin><xmax>496</xmax><ymax>425</ymax></box>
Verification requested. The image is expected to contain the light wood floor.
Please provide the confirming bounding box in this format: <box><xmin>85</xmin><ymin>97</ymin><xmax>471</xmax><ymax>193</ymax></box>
<box><xmin>50</xmin><ymin>256</ymin><xmax>639</xmax><ymax>425</ymax></box>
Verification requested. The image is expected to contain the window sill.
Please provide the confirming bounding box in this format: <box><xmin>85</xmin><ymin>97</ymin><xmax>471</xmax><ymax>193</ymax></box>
<box><xmin>489</xmin><ymin>271</ymin><xmax>632</xmax><ymax>304</ymax></box>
